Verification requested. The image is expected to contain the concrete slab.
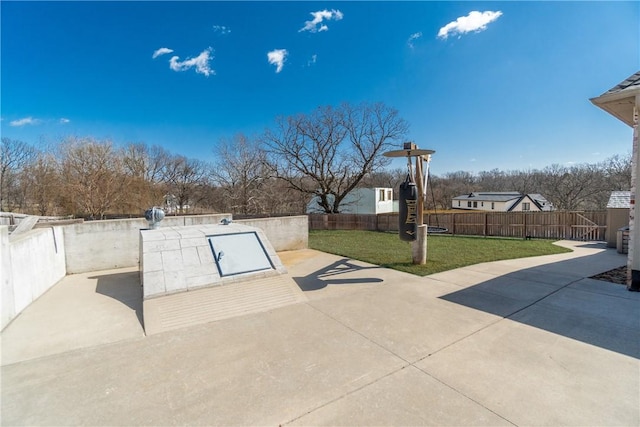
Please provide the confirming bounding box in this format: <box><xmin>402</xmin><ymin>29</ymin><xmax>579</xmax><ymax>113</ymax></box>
<box><xmin>143</xmin><ymin>274</ymin><xmax>307</xmax><ymax>335</ymax></box>
<box><xmin>308</xmin><ymin>278</ymin><xmax>505</xmax><ymax>363</ymax></box>
<box><xmin>8</xmin><ymin>215</ymin><xmax>39</xmax><ymax>237</ymax></box>
<box><xmin>1</xmin><ymin>242</ymin><xmax>637</xmax><ymax>426</ymax></box>
<box><xmin>568</xmin><ymin>277</ymin><xmax>638</xmax><ymax>298</ymax></box>
<box><xmin>290</xmin><ymin>365</ymin><xmax>512</xmax><ymax>426</ymax></box>
<box><xmin>416</xmin><ymin>319</ymin><xmax>639</xmax><ymax>426</ymax></box>
<box><xmin>428</xmin><ymin>268</ymin><xmax>499</xmax><ymax>288</ymax></box>
<box><xmin>1</xmin><ymin>267</ymin><xmax>144</xmax><ymax>365</ymax></box>
<box><xmin>286</xmin><ymin>250</ymin><xmax>391</xmax><ymax>301</ymax></box>
<box><xmin>1</xmin><ymin>303</ymin><xmax>405</xmax><ymax>426</ymax></box>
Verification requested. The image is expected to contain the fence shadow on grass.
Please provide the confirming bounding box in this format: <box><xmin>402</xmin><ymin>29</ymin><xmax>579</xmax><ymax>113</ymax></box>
<box><xmin>437</xmin><ymin>249</ymin><xmax>639</xmax><ymax>359</ymax></box>
<box><xmin>293</xmin><ymin>258</ymin><xmax>384</xmax><ymax>291</ymax></box>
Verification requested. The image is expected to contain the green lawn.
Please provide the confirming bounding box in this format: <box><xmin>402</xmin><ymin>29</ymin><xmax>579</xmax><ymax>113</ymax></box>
<box><xmin>309</xmin><ymin>230</ymin><xmax>573</xmax><ymax>276</ymax></box>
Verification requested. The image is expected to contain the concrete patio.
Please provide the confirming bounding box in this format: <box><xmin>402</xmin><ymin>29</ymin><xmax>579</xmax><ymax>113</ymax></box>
<box><xmin>1</xmin><ymin>241</ymin><xmax>638</xmax><ymax>426</ymax></box>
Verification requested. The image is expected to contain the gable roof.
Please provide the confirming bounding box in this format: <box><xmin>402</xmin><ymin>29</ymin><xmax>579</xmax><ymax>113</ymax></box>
<box><xmin>506</xmin><ymin>194</ymin><xmax>545</xmax><ymax>212</ymax></box>
<box><xmin>590</xmin><ymin>71</ymin><xmax>640</xmax><ymax>127</ymax></box>
<box><xmin>601</xmin><ymin>72</ymin><xmax>640</xmax><ymax>96</ymax></box>
<box><xmin>606</xmin><ymin>191</ymin><xmax>631</xmax><ymax>209</ymax></box>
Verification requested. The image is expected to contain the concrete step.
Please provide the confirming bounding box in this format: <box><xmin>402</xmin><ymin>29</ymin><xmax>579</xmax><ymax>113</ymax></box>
<box><xmin>143</xmin><ymin>275</ymin><xmax>307</xmax><ymax>335</ymax></box>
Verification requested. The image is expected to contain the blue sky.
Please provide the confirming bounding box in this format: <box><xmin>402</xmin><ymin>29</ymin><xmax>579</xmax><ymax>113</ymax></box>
<box><xmin>1</xmin><ymin>1</ymin><xmax>638</xmax><ymax>175</ymax></box>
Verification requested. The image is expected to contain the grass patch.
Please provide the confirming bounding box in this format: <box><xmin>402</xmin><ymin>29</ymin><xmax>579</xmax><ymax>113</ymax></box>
<box><xmin>309</xmin><ymin>230</ymin><xmax>573</xmax><ymax>276</ymax></box>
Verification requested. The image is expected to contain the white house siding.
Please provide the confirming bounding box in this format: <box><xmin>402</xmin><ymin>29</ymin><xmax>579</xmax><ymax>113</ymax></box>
<box><xmin>452</xmin><ymin>200</ymin><xmax>508</xmax><ymax>211</ymax></box>
<box><xmin>307</xmin><ymin>188</ymin><xmax>394</xmax><ymax>214</ymax></box>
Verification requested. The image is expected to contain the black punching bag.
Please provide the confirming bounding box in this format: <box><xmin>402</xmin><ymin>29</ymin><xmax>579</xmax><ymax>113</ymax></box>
<box><xmin>399</xmin><ymin>175</ymin><xmax>418</xmax><ymax>241</ymax></box>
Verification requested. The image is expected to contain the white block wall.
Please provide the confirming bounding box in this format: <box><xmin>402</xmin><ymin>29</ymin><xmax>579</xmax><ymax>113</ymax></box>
<box><xmin>1</xmin><ymin>226</ymin><xmax>66</xmax><ymax>330</ymax></box>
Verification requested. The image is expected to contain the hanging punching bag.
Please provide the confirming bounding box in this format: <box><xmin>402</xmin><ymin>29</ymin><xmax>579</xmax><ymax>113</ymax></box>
<box><xmin>398</xmin><ymin>175</ymin><xmax>418</xmax><ymax>241</ymax></box>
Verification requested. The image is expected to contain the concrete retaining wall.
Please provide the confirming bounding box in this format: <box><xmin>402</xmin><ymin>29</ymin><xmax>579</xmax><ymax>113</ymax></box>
<box><xmin>63</xmin><ymin>214</ymin><xmax>307</xmax><ymax>274</ymax></box>
<box><xmin>2</xmin><ymin>214</ymin><xmax>308</xmax><ymax>329</ymax></box>
<box><xmin>236</xmin><ymin>216</ymin><xmax>308</xmax><ymax>251</ymax></box>
<box><xmin>1</xmin><ymin>227</ymin><xmax>13</xmax><ymax>329</ymax></box>
<box><xmin>62</xmin><ymin>214</ymin><xmax>230</xmax><ymax>274</ymax></box>
<box><xmin>1</xmin><ymin>226</ymin><xmax>66</xmax><ymax>330</ymax></box>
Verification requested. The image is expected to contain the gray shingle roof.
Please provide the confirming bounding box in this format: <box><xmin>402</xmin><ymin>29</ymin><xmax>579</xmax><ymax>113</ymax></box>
<box><xmin>601</xmin><ymin>71</ymin><xmax>640</xmax><ymax>95</ymax></box>
<box><xmin>452</xmin><ymin>192</ymin><xmax>522</xmax><ymax>202</ymax></box>
<box><xmin>606</xmin><ymin>191</ymin><xmax>631</xmax><ymax>209</ymax></box>
<box><xmin>590</xmin><ymin>71</ymin><xmax>640</xmax><ymax>127</ymax></box>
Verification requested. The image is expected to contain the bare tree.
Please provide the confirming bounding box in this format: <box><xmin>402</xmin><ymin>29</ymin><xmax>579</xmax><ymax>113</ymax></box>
<box><xmin>162</xmin><ymin>155</ymin><xmax>210</xmax><ymax>214</ymax></box>
<box><xmin>1</xmin><ymin>138</ymin><xmax>36</xmax><ymax>211</ymax></box>
<box><xmin>263</xmin><ymin>102</ymin><xmax>409</xmax><ymax>213</ymax></box>
<box><xmin>212</xmin><ymin>134</ymin><xmax>270</xmax><ymax>215</ymax></box>
<box><xmin>22</xmin><ymin>150</ymin><xmax>60</xmax><ymax>215</ymax></box>
<box><xmin>359</xmin><ymin>167</ymin><xmax>406</xmax><ymax>191</ymax></box>
<box><xmin>121</xmin><ymin>143</ymin><xmax>171</xmax><ymax>212</ymax></box>
<box><xmin>600</xmin><ymin>152</ymin><xmax>632</xmax><ymax>191</ymax></box>
<box><xmin>59</xmin><ymin>137</ymin><xmax>127</xmax><ymax>219</ymax></box>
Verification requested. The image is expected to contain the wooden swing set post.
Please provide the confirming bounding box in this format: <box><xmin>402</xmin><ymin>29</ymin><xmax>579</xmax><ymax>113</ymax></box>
<box><xmin>412</xmin><ymin>154</ymin><xmax>427</xmax><ymax>264</ymax></box>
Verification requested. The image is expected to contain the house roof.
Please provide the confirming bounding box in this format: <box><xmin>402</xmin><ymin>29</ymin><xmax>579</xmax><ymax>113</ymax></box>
<box><xmin>506</xmin><ymin>194</ymin><xmax>547</xmax><ymax>212</ymax></box>
<box><xmin>452</xmin><ymin>192</ymin><xmax>522</xmax><ymax>202</ymax></box>
<box><xmin>606</xmin><ymin>191</ymin><xmax>631</xmax><ymax>209</ymax></box>
<box><xmin>453</xmin><ymin>192</ymin><xmax>552</xmax><ymax>211</ymax></box>
<box><xmin>601</xmin><ymin>72</ymin><xmax>640</xmax><ymax>95</ymax></box>
<box><xmin>590</xmin><ymin>71</ymin><xmax>640</xmax><ymax>127</ymax></box>
<box><xmin>528</xmin><ymin>194</ymin><xmax>551</xmax><ymax>205</ymax></box>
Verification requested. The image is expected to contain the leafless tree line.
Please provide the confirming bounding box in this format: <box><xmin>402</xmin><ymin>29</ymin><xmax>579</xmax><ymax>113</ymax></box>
<box><xmin>360</xmin><ymin>153</ymin><xmax>632</xmax><ymax>211</ymax></box>
<box><xmin>1</xmin><ymin>102</ymin><xmax>408</xmax><ymax>218</ymax></box>
<box><xmin>0</xmin><ymin>135</ymin><xmax>307</xmax><ymax>219</ymax></box>
<box><xmin>1</xmin><ymin>100</ymin><xmax>631</xmax><ymax>217</ymax></box>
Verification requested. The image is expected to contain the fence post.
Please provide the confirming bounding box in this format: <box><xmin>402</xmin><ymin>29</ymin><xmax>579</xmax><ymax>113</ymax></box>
<box><xmin>484</xmin><ymin>213</ymin><xmax>488</xmax><ymax>237</ymax></box>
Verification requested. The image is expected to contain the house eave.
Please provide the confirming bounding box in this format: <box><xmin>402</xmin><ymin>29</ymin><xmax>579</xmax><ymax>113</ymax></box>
<box><xmin>590</xmin><ymin>86</ymin><xmax>640</xmax><ymax>128</ymax></box>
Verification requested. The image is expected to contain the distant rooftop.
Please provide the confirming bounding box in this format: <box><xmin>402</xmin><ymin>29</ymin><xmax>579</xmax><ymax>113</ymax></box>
<box><xmin>453</xmin><ymin>192</ymin><xmax>523</xmax><ymax>202</ymax></box>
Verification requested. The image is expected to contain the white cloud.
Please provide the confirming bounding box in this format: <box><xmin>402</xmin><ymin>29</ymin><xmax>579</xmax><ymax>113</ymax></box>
<box><xmin>437</xmin><ymin>10</ymin><xmax>502</xmax><ymax>40</ymax></box>
<box><xmin>152</xmin><ymin>47</ymin><xmax>174</xmax><ymax>59</ymax></box>
<box><xmin>60</xmin><ymin>118</ymin><xmax>70</xmax><ymax>124</ymax></box>
<box><xmin>213</xmin><ymin>25</ymin><xmax>231</xmax><ymax>35</ymax></box>
<box><xmin>10</xmin><ymin>117</ymin><xmax>40</xmax><ymax>127</ymax></box>
<box><xmin>307</xmin><ymin>54</ymin><xmax>318</xmax><ymax>67</ymax></box>
<box><xmin>407</xmin><ymin>32</ymin><xmax>422</xmax><ymax>48</ymax></box>
<box><xmin>299</xmin><ymin>9</ymin><xmax>343</xmax><ymax>33</ymax></box>
<box><xmin>169</xmin><ymin>47</ymin><xmax>215</xmax><ymax>77</ymax></box>
<box><xmin>267</xmin><ymin>49</ymin><xmax>288</xmax><ymax>73</ymax></box>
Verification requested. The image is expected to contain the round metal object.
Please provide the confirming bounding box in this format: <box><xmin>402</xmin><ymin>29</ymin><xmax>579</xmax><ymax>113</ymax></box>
<box><xmin>144</xmin><ymin>207</ymin><xmax>165</xmax><ymax>229</ymax></box>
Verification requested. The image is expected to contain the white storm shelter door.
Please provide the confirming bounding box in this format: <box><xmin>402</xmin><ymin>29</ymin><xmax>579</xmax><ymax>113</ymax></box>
<box><xmin>207</xmin><ymin>232</ymin><xmax>275</xmax><ymax>277</ymax></box>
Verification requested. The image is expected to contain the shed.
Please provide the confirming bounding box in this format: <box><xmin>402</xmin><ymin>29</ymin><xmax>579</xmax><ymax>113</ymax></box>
<box><xmin>605</xmin><ymin>191</ymin><xmax>630</xmax><ymax>248</ymax></box>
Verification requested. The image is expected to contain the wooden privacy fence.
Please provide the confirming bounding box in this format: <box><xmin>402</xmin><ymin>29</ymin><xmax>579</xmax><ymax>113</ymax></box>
<box><xmin>309</xmin><ymin>211</ymin><xmax>608</xmax><ymax>241</ymax></box>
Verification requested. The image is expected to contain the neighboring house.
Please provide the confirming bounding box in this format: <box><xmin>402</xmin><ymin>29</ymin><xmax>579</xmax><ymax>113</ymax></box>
<box><xmin>163</xmin><ymin>194</ymin><xmax>190</xmax><ymax>214</ymax></box>
<box><xmin>452</xmin><ymin>192</ymin><xmax>554</xmax><ymax>212</ymax></box>
<box><xmin>307</xmin><ymin>188</ymin><xmax>394</xmax><ymax>214</ymax></box>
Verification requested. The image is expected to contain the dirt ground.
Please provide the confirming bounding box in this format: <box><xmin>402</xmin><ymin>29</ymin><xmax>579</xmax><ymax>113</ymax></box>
<box><xmin>590</xmin><ymin>266</ymin><xmax>627</xmax><ymax>285</ymax></box>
